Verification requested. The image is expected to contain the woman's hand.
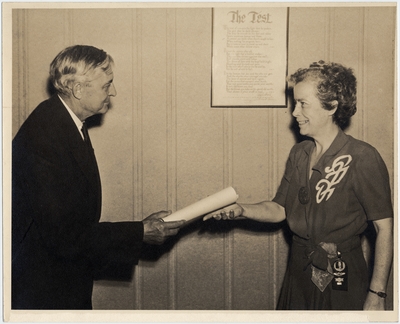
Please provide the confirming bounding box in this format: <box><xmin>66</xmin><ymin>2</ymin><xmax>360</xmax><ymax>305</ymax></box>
<box><xmin>203</xmin><ymin>201</ymin><xmax>286</xmax><ymax>223</ymax></box>
<box><xmin>363</xmin><ymin>291</ymin><xmax>385</xmax><ymax>310</ymax></box>
<box><xmin>203</xmin><ymin>203</ymin><xmax>244</xmax><ymax>221</ymax></box>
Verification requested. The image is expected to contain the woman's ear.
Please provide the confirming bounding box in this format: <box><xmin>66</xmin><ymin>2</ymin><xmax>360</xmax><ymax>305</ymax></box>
<box><xmin>328</xmin><ymin>100</ymin><xmax>338</xmax><ymax>116</ymax></box>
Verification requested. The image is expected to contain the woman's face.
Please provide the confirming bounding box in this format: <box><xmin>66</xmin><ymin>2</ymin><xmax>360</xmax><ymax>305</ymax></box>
<box><xmin>292</xmin><ymin>80</ymin><xmax>334</xmax><ymax>139</ymax></box>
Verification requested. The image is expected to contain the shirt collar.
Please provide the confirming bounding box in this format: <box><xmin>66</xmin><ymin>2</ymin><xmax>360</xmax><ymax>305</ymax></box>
<box><xmin>58</xmin><ymin>95</ymin><xmax>84</xmax><ymax>139</ymax></box>
<box><xmin>310</xmin><ymin>129</ymin><xmax>350</xmax><ymax>172</ymax></box>
<box><xmin>303</xmin><ymin>129</ymin><xmax>349</xmax><ymax>156</ymax></box>
<box><xmin>323</xmin><ymin>129</ymin><xmax>349</xmax><ymax>156</ymax></box>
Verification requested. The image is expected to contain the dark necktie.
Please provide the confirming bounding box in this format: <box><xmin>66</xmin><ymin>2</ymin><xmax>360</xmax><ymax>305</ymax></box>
<box><xmin>81</xmin><ymin>122</ymin><xmax>96</xmax><ymax>164</ymax></box>
<box><xmin>81</xmin><ymin>122</ymin><xmax>102</xmax><ymax>215</ymax></box>
<box><xmin>81</xmin><ymin>122</ymin><xmax>91</xmax><ymax>146</ymax></box>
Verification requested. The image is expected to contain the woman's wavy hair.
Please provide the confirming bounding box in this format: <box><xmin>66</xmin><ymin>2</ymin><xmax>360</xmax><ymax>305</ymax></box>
<box><xmin>290</xmin><ymin>61</ymin><xmax>357</xmax><ymax>129</ymax></box>
<box><xmin>49</xmin><ymin>45</ymin><xmax>114</xmax><ymax>96</ymax></box>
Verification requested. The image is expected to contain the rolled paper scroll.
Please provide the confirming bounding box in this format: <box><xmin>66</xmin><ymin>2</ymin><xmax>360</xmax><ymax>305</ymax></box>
<box><xmin>162</xmin><ymin>186</ymin><xmax>239</xmax><ymax>222</ymax></box>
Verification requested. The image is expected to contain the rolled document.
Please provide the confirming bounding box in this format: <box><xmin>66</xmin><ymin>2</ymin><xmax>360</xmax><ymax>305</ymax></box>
<box><xmin>162</xmin><ymin>186</ymin><xmax>239</xmax><ymax>222</ymax></box>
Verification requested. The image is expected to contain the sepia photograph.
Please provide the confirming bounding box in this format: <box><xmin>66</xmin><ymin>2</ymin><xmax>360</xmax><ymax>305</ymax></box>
<box><xmin>3</xmin><ymin>2</ymin><xmax>397</xmax><ymax>322</ymax></box>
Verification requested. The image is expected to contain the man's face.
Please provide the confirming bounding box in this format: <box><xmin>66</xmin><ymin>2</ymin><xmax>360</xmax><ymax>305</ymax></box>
<box><xmin>79</xmin><ymin>67</ymin><xmax>117</xmax><ymax>119</ymax></box>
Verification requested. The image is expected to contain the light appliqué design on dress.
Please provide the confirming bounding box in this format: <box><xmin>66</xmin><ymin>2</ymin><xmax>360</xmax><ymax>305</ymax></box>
<box><xmin>315</xmin><ymin>155</ymin><xmax>352</xmax><ymax>203</ymax></box>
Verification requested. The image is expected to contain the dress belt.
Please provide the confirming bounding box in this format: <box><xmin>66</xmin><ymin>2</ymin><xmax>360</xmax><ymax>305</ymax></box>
<box><xmin>293</xmin><ymin>235</ymin><xmax>361</xmax><ymax>269</ymax></box>
<box><xmin>292</xmin><ymin>235</ymin><xmax>361</xmax><ymax>292</ymax></box>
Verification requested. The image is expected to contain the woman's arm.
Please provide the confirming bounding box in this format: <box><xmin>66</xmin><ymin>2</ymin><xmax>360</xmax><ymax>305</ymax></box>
<box><xmin>203</xmin><ymin>201</ymin><xmax>286</xmax><ymax>223</ymax></box>
<box><xmin>363</xmin><ymin>217</ymin><xmax>393</xmax><ymax>310</ymax></box>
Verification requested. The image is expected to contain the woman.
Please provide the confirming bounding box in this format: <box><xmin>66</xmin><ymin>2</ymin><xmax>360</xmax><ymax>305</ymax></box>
<box><xmin>204</xmin><ymin>61</ymin><xmax>393</xmax><ymax>310</ymax></box>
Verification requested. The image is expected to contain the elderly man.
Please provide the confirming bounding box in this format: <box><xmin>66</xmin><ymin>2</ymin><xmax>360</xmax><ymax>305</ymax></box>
<box><xmin>12</xmin><ymin>45</ymin><xmax>185</xmax><ymax>309</ymax></box>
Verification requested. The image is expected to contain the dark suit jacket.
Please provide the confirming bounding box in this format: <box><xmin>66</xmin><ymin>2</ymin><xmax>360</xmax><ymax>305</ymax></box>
<box><xmin>12</xmin><ymin>95</ymin><xmax>143</xmax><ymax>309</ymax></box>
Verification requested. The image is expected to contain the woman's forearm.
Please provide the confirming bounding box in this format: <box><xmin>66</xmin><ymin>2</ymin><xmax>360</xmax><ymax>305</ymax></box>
<box><xmin>364</xmin><ymin>217</ymin><xmax>393</xmax><ymax>310</ymax></box>
<box><xmin>370</xmin><ymin>218</ymin><xmax>393</xmax><ymax>291</ymax></box>
<box><xmin>241</xmin><ymin>201</ymin><xmax>286</xmax><ymax>223</ymax></box>
<box><xmin>203</xmin><ymin>201</ymin><xmax>286</xmax><ymax>223</ymax></box>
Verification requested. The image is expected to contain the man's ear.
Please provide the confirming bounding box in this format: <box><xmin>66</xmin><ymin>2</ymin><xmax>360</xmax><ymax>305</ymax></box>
<box><xmin>328</xmin><ymin>100</ymin><xmax>338</xmax><ymax>116</ymax></box>
<box><xmin>71</xmin><ymin>82</ymin><xmax>83</xmax><ymax>100</ymax></box>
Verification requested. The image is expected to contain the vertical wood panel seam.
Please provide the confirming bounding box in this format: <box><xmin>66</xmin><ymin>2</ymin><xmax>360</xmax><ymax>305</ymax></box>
<box><xmin>271</xmin><ymin>109</ymin><xmax>278</xmax><ymax>308</ymax></box>
<box><xmin>17</xmin><ymin>10</ymin><xmax>29</xmax><ymax>128</ymax></box>
<box><xmin>132</xmin><ymin>9</ymin><xmax>143</xmax><ymax>310</ymax></box>
<box><xmin>166</xmin><ymin>8</ymin><xmax>178</xmax><ymax>310</ymax></box>
<box><xmin>268</xmin><ymin>110</ymin><xmax>273</xmax><ymax>309</ymax></box>
<box><xmin>361</xmin><ymin>8</ymin><xmax>367</xmax><ymax>141</ymax></box>
<box><xmin>24</xmin><ymin>11</ymin><xmax>29</xmax><ymax>119</ymax></box>
<box><xmin>223</xmin><ymin>108</ymin><xmax>233</xmax><ymax>309</ymax></box>
<box><xmin>391</xmin><ymin>8</ymin><xmax>396</xmax><ymax>192</ymax></box>
<box><xmin>15</xmin><ymin>10</ymin><xmax>21</xmax><ymax>127</ymax></box>
<box><xmin>64</xmin><ymin>10</ymin><xmax>74</xmax><ymax>46</ymax></box>
<box><xmin>327</xmin><ymin>8</ymin><xmax>333</xmax><ymax>62</ymax></box>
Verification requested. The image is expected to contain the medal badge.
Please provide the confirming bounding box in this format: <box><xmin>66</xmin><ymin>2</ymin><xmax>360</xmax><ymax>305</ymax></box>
<box><xmin>298</xmin><ymin>186</ymin><xmax>310</xmax><ymax>204</ymax></box>
<box><xmin>332</xmin><ymin>252</ymin><xmax>348</xmax><ymax>291</ymax></box>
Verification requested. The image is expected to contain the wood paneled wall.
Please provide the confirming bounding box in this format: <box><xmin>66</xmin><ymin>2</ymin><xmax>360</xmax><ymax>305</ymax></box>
<box><xmin>11</xmin><ymin>6</ymin><xmax>395</xmax><ymax>310</ymax></box>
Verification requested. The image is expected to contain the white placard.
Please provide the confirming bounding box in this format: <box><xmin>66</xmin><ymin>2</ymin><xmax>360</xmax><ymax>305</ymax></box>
<box><xmin>212</xmin><ymin>8</ymin><xmax>288</xmax><ymax>107</ymax></box>
<box><xmin>162</xmin><ymin>187</ymin><xmax>239</xmax><ymax>222</ymax></box>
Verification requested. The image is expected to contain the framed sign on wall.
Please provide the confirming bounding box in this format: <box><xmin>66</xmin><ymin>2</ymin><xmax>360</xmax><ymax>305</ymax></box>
<box><xmin>211</xmin><ymin>7</ymin><xmax>288</xmax><ymax>107</ymax></box>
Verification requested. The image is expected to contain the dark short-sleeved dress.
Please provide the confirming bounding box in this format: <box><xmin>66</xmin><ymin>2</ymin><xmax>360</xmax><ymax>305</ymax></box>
<box><xmin>272</xmin><ymin>130</ymin><xmax>393</xmax><ymax>310</ymax></box>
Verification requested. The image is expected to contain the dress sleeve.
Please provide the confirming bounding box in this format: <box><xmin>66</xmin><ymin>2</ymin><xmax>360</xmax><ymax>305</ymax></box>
<box><xmin>272</xmin><ymin>146</ymin><xmax>296</xmax><ymax>207</ymax></box>
<box><xmin>353</xmin><ymin>145</ymin><xmax>393</xmax><ymax>221</ymax></box>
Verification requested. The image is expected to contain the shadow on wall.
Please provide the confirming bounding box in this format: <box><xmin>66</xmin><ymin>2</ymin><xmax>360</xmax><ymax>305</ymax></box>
<box><xmin>91</xmin><ymin>218</ymin><xmax>291</xmax><ymax>285</ymax></box>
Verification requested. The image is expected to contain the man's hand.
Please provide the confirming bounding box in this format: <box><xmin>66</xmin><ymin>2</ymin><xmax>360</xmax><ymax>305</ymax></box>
<box><xmin>142</xmin><ymin>211</ymin><xmax>185</xmax><ymax>245</ymax></box>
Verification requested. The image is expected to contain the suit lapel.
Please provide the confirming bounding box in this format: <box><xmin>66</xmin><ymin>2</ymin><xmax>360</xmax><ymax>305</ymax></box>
<box><xmin>50</xmin><ymin>96</ymin><xmax>102</xmax><ymax>196</ymax></box>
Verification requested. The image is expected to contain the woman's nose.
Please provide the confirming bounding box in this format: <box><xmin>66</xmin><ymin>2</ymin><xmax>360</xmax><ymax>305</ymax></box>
<box><xmin>292</xmin><ymin>102</ymin><xmax>300</xmax><ymax>117</ymax></box>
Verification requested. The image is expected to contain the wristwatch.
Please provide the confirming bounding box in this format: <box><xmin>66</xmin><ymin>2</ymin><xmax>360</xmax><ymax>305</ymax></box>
<box><xmin>368</xmin><ymin>288</ymin><xmax>387</xmax><ymax>298</ymax></box>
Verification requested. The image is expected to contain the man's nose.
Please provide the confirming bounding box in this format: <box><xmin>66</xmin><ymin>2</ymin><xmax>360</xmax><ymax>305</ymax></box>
<box><xmin>109</xmin><ymin>83</ymin><xmax>117</xmax><ymax>97</ymax></box>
